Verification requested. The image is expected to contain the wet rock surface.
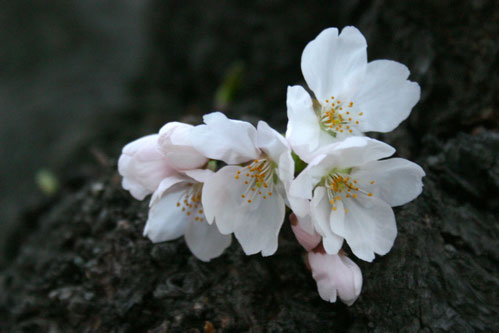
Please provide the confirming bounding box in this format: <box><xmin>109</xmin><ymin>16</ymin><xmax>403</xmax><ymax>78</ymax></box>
<box><xmin>1</xmin><ymin>0</ymin><xmax>498</xmax><ymax>331</ymax></box>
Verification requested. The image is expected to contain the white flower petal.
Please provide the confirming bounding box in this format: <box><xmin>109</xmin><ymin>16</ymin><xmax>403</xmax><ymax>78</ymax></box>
<box><xmin>315</xmin><ymin>137</ymin><xmax>395</xmax><ymax>170</ymax></box>
<box><xmin>278</xmin><ymin>151</ymin><xmax>295</xmax><ymax>191</ymax></box>
<box><xmin>150</xmin><ymin>175</ymin><xmax>190</xmax><ymax>207</ymax></box>
<box><xmin>233</xmin><ymin>191</ymin><xmax>285</xmax><ymax>256</ymax></box>
<box><xmin>256</xmin><ymin>121</ymin><xmax>289</xmax><ymax>164</ymax></box>
<box><xmin>201</xmin><ymin>165</ymin><xmax>245</xmax><ymax>228</ymax></box>
<box><xmin>184</xmin><ymin>220</ymin><xmax>232</xmax><ymax>262</ymax></box>
<box><xmin>202</xmin><ymin>165</ymin><xmax>285</xmax><ymax>256</ymax></box>
<box><xmin>351</xmin><ymin>158</ymin><xmax>425</xmax><ymax>207</ymax></box>
<box><xmin>144</xmin><ymin>184</ymin><xmax>190</xmax><ymax>243</ymax></box>
<box><xmin>164</xmin><ymin>151</ymin><xmax>208</xmax><ymax>171</ymax></box>
<box><xmin>308</xmin><ymin>252</ymin><xmax>363</xmax><ymax>305</ymax></box>
<box><xmin>191</xmin><ymin>112</ymin><xmax>260</xmax><ymax>164</ymax></box>
<box><xmin>287</xmin><ymin>195</ymin><xmax>314</xmax><ymax>234</ymax></box>
<box><xmin>355</xmin><ymin>60</ymin><xmax>421</xmax><ymax>133</ymax></box>
<box><xmin>331</xmin><ymin>194</ymin><xmax>397</xmax><ymax>262</ymax></box>
<box><xmin>301</xmin><ymin>26</ymin><xmax>367</xmax><ymax>103</ymax></box>
<box><xmin>158</xmin><ymin>122</ymin><xmax>208</xmax><ymax>170</ymax></box>
<box><xmin>324</xmin><ymin>199</ymin><xmax>345</xmax><ymax>255</ymax></box>
<box><xmin>289</xmin><ymin>153</ymin><xmax>328</xmax><ymax>200</ymax></box>
<box><xmin>118</xmin><ymin>134</ymin><xmax>175</xmax><ymax>200</ymax></box>
<box><xmin>285</xmin><ymin>85</ymin><xmax>324</xmax><ymax>161</ymax></box>
<box><xmin>289</xmin><ymin>167</ymin><xmax>315</xmax><ymax>200</ymax></box>
<box><xmin>183</xmin><ymin>168</ymin><xmax>214</xmax><ymax>184</ymax></box>
<box><xmin>310</xmin><ymin>187</ymin><xmax>344</xmax><ymax>254</ymax></box>
<box><xmin>256</xmin><ymin>121</ymin><xmax>295</xmax><ymax>187</ymax></box>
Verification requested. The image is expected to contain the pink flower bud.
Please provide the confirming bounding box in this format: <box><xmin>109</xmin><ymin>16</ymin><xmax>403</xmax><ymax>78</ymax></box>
<box><xmin>307</xmin><ymin>251</ymin><xmax>363</xmax><ymax>305</ymax></box>
<box><xmin>290</xmin><ymin>213</ymin><xmax>321</xmax><ymax>251</ymax></box>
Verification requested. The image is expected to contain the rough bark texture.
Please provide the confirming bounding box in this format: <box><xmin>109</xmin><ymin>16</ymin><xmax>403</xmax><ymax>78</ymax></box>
<box><xmin>1</xmin><ymin>0</ymin><xmax>497</xmax><ymax>331</ymax></box>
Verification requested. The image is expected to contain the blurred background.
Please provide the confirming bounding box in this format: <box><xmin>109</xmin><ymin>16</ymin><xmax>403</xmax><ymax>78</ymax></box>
<box><xmin>0</xmin><ymin>0</ymin><xmax>496</xmax><ymax>264</ymax></box>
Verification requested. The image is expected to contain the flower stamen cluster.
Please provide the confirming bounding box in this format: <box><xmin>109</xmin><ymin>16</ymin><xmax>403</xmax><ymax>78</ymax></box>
<box><xmin>236</xmin><ymin>159</ymin><xmax>275</xmax><ymax>202</ymax></box>
<box><xmin>318</xmin><ymin>97</ymin><xmax>361</xmax><ymax>135</ymax></box>
<box><xmin>176</xmin><ymin>183</ymin><xmax>204</xmax><ymax>221</ymax></box>
<box><xmin>323</xmin><ymin>170</ymin><xmax>375</xmax><ymax>212</ymax></box>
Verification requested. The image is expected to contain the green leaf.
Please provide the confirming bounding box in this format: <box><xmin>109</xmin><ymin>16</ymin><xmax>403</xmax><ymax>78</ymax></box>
<box><xmin>214</xmin><ymin>61</ymin><xmax>245</xmax><ymax>109</ymax></box>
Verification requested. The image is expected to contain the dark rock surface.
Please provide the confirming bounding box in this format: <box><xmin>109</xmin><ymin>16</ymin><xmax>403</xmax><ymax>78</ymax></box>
<box><xmin>1</xmin><ymin>0</ymin><xmax>497</xmax><ymax>331</ymax></box>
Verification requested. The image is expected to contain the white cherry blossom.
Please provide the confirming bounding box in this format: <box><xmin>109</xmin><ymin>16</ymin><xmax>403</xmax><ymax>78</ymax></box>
<box><xmin>191</xmin><ymin>112</ymin><xmax>294</xmax><ymax>256</ymax></box>
<box><xmin>144</xmin><ymin>169</ymin><xmax>231</xmax><ymax>262</ymax></box>
<box><xmin>290</xmin><ymin>136</ymin><xmax>425</xmax><ymax>262</ymax></box>
<box><xmin>286</xmin><ymin>26</ymin><xmax>421</xmax><ymax>161</ymax></box>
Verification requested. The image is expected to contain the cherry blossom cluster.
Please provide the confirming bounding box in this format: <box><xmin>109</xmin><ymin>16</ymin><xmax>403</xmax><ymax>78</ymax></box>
<box><xmin>118</xmin><ymin>27</ymin><xmax>424</xmax><ymax>305</ymax></box>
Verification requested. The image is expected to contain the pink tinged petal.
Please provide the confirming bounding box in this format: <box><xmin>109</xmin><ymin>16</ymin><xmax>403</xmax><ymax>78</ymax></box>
<box><xmin>290</xmin><ymin>213</ymin><xmax>321</xmax><ymax>251</ymax></box>
<box><xmin>331</xmin><ymin>194</ymin><xmax>397</xmax><ymax>262</ymax></box>
<box><xmin>202</xmin><ymin>165</ymin><xmax>286</xmax><ymax>256</ymax></box>
<box><xmin>184</xmin><ymin>219</ymin><xmax>232</xmax><ymax>262</ymax></box>
<box><xmin>256</xmin><ymin>121</ymin><xmax>295</xmax><ymax>187</ymax></box>
<box><xmin>310</xmin><ymin>187</ymin><xmax>344</xmax><ymax>254</ymax></box>
<box><xmin>351</xmin><ymin>158</ymin><xmax>425</xmax><ymax>207</ymax></box>
<box><xmin>164</xmin><ymin>151</ymin><xmax>208</xmax><ymax>171</ymax></box>
<box><xmin>183</xmin><ymin>168</ymin><xmax>214</xmax><ymax>184</ymax></box>
<box><xmin>355</xmin><ymin>60</ymin><xmax>421</xmax><ymax>133</ymax></box>
<box><xmin>315</xmin><ymin>137</ymin><xmax>396</xmax><ymax>170</ymax></box>
<box><xmin>143</xmin><ymin>184</ymin><xmax>190</xmax><ymax>243</ymax></box>
<box><xmin>301</xmin><ymin>26</ymin><xmax>367</xmax><ymax>104</ymax></box>
<box><xmin>285</xmin><ymin>85</ymin><xmax>323</xmax><ymax>161</ymax></box>
<box><xmin>191</xmin><ymin>112</ymin><xmax>260</xmax><ymax>164</ymax></box>
<box><xmin>121</xmin><ymin>178</ymin><xmax>150</xmax><ymax>201</ymax></box>
<box><xmin>308</xmin><ymin>252</ymin><xmax>363</xmax><ymax>305</ymax></box>
<box><xmin>118</xmin><ymin>134</ymin><xmax>175</xmax><ymax>200</ymax></box>
<box><xmin>158</xmin><ymin>122</ymin><xmax>208</xmax><ymax>171</ymax></box>
<box><xmin>149</xmin><ymin>175</ymin><xmax>190</xmax><ymax>207</ymax></box>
